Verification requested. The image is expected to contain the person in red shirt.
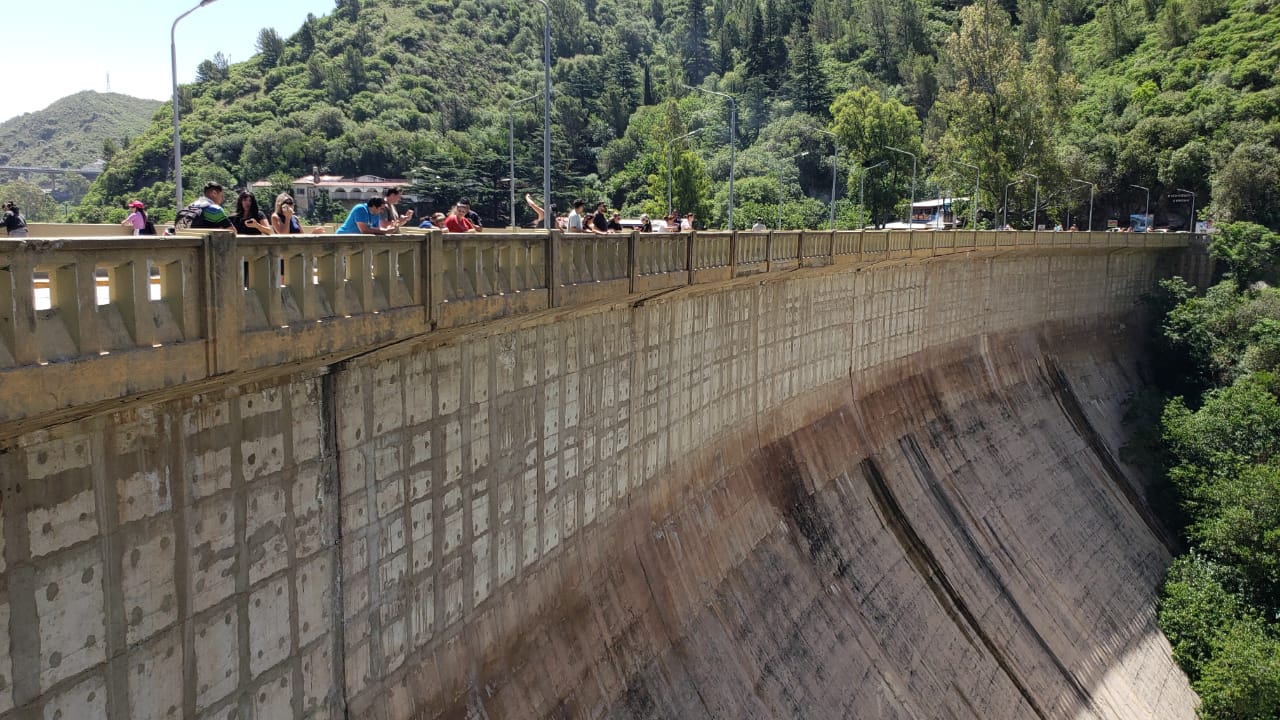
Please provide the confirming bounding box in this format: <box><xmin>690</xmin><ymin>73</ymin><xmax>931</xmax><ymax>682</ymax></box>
<box><xmin>443</xmin><ymin>202</ymin><xmax>478</xmax><ymax>233</ymax></box>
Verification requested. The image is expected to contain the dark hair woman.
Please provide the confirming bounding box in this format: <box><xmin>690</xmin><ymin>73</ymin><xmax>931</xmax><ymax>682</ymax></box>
<box><xmin>2</xmin><ymin>201</ymin><xmax>27</xmax><ymax>237</ymax></box>
<box><xmin>231</xmin><ymin>191</ymin><xmax>272</xmax><ymax>235</ymax></box>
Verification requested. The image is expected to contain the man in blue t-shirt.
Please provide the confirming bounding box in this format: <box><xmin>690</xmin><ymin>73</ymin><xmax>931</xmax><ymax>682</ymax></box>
<box><xmin>336</xmin><ymin>197</ymin><xmax>393</xmax><ymax>235</ymax></box>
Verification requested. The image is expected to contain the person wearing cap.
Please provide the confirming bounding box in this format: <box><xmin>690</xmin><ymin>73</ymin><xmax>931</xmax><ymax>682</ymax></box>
<box><xmin>121</xmin><ymin>200</ymin><xmax>149</xmax><ymax>235</ymax></box>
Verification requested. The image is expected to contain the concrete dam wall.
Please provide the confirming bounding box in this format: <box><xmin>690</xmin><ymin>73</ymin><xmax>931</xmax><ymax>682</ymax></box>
<box><xmin>0</xmin><ymin>246</ymin><xmax>1197</xmax><ymax>718</ymax></box>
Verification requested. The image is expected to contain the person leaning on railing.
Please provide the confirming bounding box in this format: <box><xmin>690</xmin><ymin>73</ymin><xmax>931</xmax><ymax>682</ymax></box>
<box><xmin>336</xmin><ymin>197</ymin><xmax>395</xmax><ymax>235</ymax></box>
<box><xmin>271</xmin><ymin>193</ymin><xmax>325</xmax><ymax>235</ymax></box>
<box><xmin>443</xmin><ymin>202</ymin><xmax>479</xmax><ymax>233</ymax></box>
<box><xmin>2</xmin><ymin>201</ymin><xmax>27</xmax><ymax>237</ymax></box>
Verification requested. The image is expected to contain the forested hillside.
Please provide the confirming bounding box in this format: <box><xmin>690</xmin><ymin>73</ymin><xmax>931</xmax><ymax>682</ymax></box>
<box><xmin>77</xmin><ymin>0</ymin><xmax>1280</xmax><ymax>231</ymax></box>
<box><xmin>0</xmin><ymin>91</ymin><xmax>161</xmax><ymax>170</ymax></box>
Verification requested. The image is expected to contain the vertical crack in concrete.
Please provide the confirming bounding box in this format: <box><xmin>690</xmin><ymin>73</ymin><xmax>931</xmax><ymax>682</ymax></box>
<box><xmin>859</xmin><ymin>455</ymin><xmax>1051</xmax><ymax>720</ymax></box>
<box><xmin>318</xmin><ymin>368</ymin><xmax>349</xmax><ymax>718</ymax></box>
<box><xmin>1042</xmin><ymin>356</ymin><xmax>1178</xmax><ymax>553</ymax></box>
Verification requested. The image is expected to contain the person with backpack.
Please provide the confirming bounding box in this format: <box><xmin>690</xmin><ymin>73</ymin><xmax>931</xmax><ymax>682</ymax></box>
<box><xmin>2</xmin><ymin>201</ymin><xmax>27</xmax><ymax>237</ymax></box>
<box><xmin>120</xmin><ymin>200</ymin><xmax>156</xmax><ymax>236</ymax></box>
<box><xmin>174</xmin><ymin>182</ymin><xmax>233</xmax><ymax>231</ymax></box>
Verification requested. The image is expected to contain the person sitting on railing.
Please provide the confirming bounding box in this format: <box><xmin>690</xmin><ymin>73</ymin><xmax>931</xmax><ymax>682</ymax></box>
<box><xmin>270</xmin><ymin>193</ymin><xmax>325</xmax><ymax>234</ymax></box>
<box><xmin>2</xmin><ymin>201</ymin><xmax>27</xmax><ymax>237</ymax></box>
<box><xmin>443</xmin><ymin>202</ymin><xmax>479</xmax><ymax>233</ymax></box>
<box><xmin>232</xmin><ymin>191</ymin><xmax>274</xmax><ymax>235</ymax></box>
<box><xmin>336</xmin><ymin>196</ymin><xmax>395</xmax><ymax>235</ymax></box>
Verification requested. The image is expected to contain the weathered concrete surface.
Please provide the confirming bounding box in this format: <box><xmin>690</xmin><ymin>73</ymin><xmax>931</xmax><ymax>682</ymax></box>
<box><xmin>0</xmin><ymin>249</ymin><xmax>1196</xmax><ymax>719</ymax></box>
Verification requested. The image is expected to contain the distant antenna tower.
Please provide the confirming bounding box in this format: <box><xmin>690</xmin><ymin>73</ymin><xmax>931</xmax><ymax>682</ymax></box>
<box><xmin>105</xmin><ymin>72</ymin><xmax>111</xmax><ymax>93</ymax></box>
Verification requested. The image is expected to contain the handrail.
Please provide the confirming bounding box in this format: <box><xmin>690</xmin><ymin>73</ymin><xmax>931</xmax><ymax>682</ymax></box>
<box><xmin>0</xmin><ymin>227</ymin><xmax>1196</xmax><ymax>425</ymax></box>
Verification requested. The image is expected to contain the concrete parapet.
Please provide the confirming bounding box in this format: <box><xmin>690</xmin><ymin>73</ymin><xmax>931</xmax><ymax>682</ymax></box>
<box><xmin>0</xmin><ymin>228</ymin><xmax>1198</xmax><ymax>429</ymax></box>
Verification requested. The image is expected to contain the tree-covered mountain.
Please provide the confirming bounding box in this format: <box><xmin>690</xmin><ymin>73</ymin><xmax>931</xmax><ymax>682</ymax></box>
<box><xmin>77</xmin><ymin>0</ymin><xmax>1280</xmax><ymax>232</ymax></box>
<box><xmin>0</xmin><ymin>91</ymin><xmax>162</xmax><ymax>170</ymax></box>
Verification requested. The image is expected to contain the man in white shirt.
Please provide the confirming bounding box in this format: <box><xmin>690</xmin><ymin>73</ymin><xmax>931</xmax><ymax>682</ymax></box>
<box><xmin>680</xmin><ymin>213</ymin><xmax>695</xmax><ymax>232</ymax></box>
<box><xmin>567</xmin><ymin>199</ymin><xmax>585</xmax><ymax>231</ymax></box>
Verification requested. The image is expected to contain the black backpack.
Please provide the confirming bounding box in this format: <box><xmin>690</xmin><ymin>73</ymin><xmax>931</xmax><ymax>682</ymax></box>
<box><xmin>174</xmin><ymin>203</ymin><xmax>203</xmax><ymax>230</ymax></box>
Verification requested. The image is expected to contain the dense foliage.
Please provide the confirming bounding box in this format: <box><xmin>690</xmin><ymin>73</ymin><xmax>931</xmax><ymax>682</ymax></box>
<box><xmin>1151</xmin><ymin>226</ymin><xmax>1280</xmax><ymax>718</ymax></box>
<box><xmin>63</xmin><ymin>0</ymin><xmax>1279</xmax><ymax>228</ymax></box>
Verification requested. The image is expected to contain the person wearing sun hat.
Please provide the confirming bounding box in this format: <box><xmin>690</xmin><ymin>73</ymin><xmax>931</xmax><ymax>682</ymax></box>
<box><xmin>121</xmin><ymin>200</ymin><xmax>152</xmax><ymax>236</ymax></box>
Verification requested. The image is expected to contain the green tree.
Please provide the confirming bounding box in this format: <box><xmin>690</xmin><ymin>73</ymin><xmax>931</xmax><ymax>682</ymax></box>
<box><xmin>1214</xmin><ymin>145</ymin><xmax>1280</xmax><ymax>229</ymax></box>
<box><xmin>831</xmin><ymin>87</ymin><xmax>921</xmax><ymax>226</ymax></box>
<box><xmin>256</xmin><ymin>28</ymin><xmax>285</xmax><ymax>68</ymax></box>
<box><xmin>1211</xmin><ymin>222</ymin><xmax>1279</xmax><ymax>288</ymax></box>
<box><xmin>0</xmin><ymin>179</ymin><xmax>58</xmax><ymax>222</ymax></box>
<box><xmin>679</xmin><ymin>0</ymin><xmax>714</xmax><ymax>84</ymax></box>
<box><xmin>1159</xmin><ymin>553</ymin><xmax>1244</xmax><ymax>681</ymax></box>
<box><xmin>1197</xmin><ymin>617</ymin><xmax>1280</xmax><ymax>720</ymax></box>
<box><xmin>787</xmin><ymin>31</ymin><xmax>832</xmax><ymax>118</ymax></box>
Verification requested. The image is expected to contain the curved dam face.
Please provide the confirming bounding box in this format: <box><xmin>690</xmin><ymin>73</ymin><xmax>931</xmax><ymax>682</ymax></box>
<box><xmin>0</xmin><ymin>249</ymin><xmax>1196</xmax><ymax>719</ymax></box>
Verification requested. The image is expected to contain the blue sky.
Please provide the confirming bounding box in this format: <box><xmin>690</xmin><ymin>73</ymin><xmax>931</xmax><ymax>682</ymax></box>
<box><xmin>3</xmin><ymin>0</ymin><xmax>335</xmax><ymax>123</ymax></box>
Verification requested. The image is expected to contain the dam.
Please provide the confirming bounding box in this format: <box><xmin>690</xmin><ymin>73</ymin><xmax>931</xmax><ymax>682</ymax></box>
<box><xmin>0</xmin><ymin>227</ymin><xmax>1205</xmax><ymax>718</ymax></box>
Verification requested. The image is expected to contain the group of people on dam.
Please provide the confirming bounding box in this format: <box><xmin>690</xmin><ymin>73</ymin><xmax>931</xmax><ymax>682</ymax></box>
<box><xmin>53</xmin><ymin>181</ymin><xmax>710</xmax><ymax>239</ymax></box>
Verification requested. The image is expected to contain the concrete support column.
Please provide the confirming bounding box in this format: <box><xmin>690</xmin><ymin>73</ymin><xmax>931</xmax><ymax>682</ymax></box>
<box><xmin>204</xmin><ymin>231</ymin><xmax>241</xmax><ymax>376</ymax></box>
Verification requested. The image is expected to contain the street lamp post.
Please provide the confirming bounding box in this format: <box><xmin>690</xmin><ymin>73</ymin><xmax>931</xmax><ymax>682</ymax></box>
<box><xmin>810</xmin><ymin>128</ymin><xmax>838</xmax><ymax>229</ymax></box>
<box><xmin>1176</xmin><ymin>188</ymin><xmax>1196</xmax><ymax>232</ymax></box>
<box><xmin>1130</xmin><ymin>184</ymin><xmax>1150</xmax><ymax>231</ymax></box>
<box><xmin>884</xmin><ymin>145</ymin><xmax>917</xmax><ymax>227</ymax></box>
<box><xmin>859</xmin><ymin>161</ymin><xmax>887</xmax><ymax>229</ymax></box>
<box><xmin>777</xmin><ymin>151</ymin><xmax>810</xmax><ymax>229</ymax></box>
<box><xmin>171</xmin><ymin>0</ymin><xmax>220</xmax><ymax>212</ymax></box>
<box><xmin>682</xmin><ymin>84</ymin><xmax>737</xmax><ymax>229</ymax></box>
<box><xmin>532</xmin><ymin>0</ymin><xmax>553</xmax><ymax>230</ymax></box>
<box><xmin>508</xmin><ymin>93</ymin><xmax>539</xmax><ymax>229</ymax></box>
<box><xmin>949</xmin><ymin>159</ymin><xmax>978</xmax><ymax>229</ymax></box>
<box><xmin>1068</xmin><ymin>177</ymin><xmax>1093</xmax><ymax>230</ymax></box>
<box><xmin>1002</xmin><ymin>178</ymin><xmax>1024</xmax><ymax>229</ymax></box>
<box><xmin>666</xmin><ymin>128</ymin><xmax>704</xmax><ymax>217</ymax></box>
<box><xmin>1022</xmin><ymin>171</ymin><xmax>1039</xmax><ymax>230</ymax></box>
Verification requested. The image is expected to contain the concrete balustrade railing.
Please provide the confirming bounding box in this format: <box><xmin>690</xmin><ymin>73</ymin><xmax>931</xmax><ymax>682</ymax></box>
<box><xmin>0</xmin><ymin>227</ymin><xmax>1195</xmax><ymax>426</ymax></box>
